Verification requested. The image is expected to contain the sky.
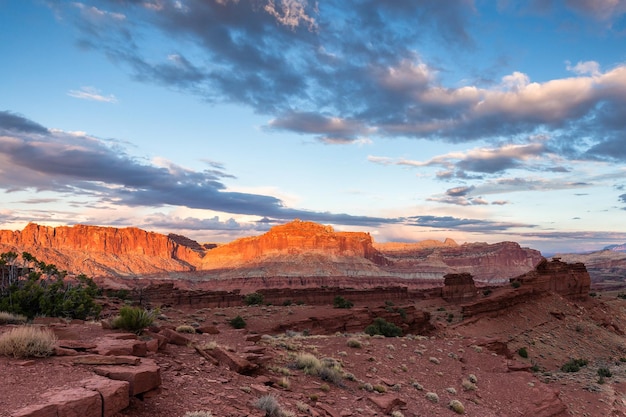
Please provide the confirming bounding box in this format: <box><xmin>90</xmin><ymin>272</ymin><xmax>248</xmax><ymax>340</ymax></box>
<box><xmin>1</xmin><ymin>0</ymin><xmax>626</xmax><ymax>255</ymax></box>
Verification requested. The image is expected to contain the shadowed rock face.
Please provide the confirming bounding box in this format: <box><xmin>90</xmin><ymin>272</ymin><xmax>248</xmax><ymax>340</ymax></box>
<box><xmin>516</xmin><ymin>258</ymin><xmax>591</xmax><ymax>300</ymax></box>
<box><xmin>442</xmin><ymin>273</ymin><xmax>477</xmax><ymax>302</ymax></box>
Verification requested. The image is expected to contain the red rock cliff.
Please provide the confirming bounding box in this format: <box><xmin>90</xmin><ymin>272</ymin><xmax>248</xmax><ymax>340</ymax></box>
<box><xmin>0</xmin><ymin>223</ymin><xmax>203</xmax><ymax>277</ymax></box>
<box><xmin>514</xmin><ymin>258</ymin><xmax>591</xmax><ymax>300</ymax></box>
<box><xmin>200</xmin><ymin>219</ymin><xmax>388</xmax><ymax>270</ymax></box>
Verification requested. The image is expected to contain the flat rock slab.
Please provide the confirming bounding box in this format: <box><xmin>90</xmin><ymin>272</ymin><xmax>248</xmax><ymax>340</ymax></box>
<box><xmin>57</xmin><ymin>340</ymin><xmax>97</xmax><ymax>350</ymax></box>
<box><xmin>81</xmin><ymin>376</ymin><xmax>130</xmax><ymax>417</ymax></box>
<box><xmin>71</xmin><ymin>355</ymin><xmax>141</xmax><ymax>365</ymax></box>
<box><xmin>367</xmin><ymin>394</ymin><xmax>406</xmax><ymax>414</ymax></box>
<box><xmin>94</xmin><ymin>358</ymin><xmax>161</xmax><ymax>396</ymax></box>
<box><xmin>12</xmin><ymin>387</ymin><xmax>102</xmax><ymax>417</ymax></box>
<box><xmin>90</xmin><ymin>338</ymin><xmax>147</xmax><ymax>357</ymax></box>
<box><xmin>160</xmin><ymin>328</ymin><xmax>191</xmax><ymax>346</ymax></box>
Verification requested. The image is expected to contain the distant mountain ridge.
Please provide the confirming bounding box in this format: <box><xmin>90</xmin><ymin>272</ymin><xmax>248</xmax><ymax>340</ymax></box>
<box><xmin>604</xmin><ymin>243</ymin><xmax>626</xmax><ymax>253</ymax></box>
<box><xmin>0</xmin><ymin>220</ymin><xmax>543</xmax><ymax>284</ymax></box>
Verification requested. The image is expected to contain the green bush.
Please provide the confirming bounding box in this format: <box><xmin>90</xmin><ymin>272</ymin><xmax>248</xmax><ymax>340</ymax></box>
<box><xmin>364</xmin><ymin>317</ymin><xmax>402</xmax><ymax>337</ymax></box>
<box><xmin>0</xmin><ymin>252</ymin><xmax>101</xmax><ymax>320</ymax></box>
<box><xmin>244</xmin><ymin>292</ymin><xmax>264</xmax><ymax>305</ymax></box>
<box><xmin>111</xmin><ymin>306</ymin><xmax>157</xmax><ymax>334</ymax></box>
<box><xmin>333</xmin><ymin>296</ymin><xmax>353</xmax><ymax>309</ymax></box>
<box><xmin>511</xmin><ymin>281</ymin><xmax>521</xmax><ymax>288</ymax></box>
<box><xmin>561</xmin><ymin>358</ymin><xmax>588</xmax><ymax>373</ymax></box>
<box><xmin>598</xmin><ymin>367</ymin><xmax>612</xmax><ymax>378</ymax></box>
<box><xmin>229</xmin><ymin>315</ymin><xmax>246</xmax><ymax>329</ymax></box>
<box><xmin>518</xmin><ymin>347</ymin><xmax>528</xmax><ymax>358</ymax></box>
<box><xmin>483</xmin><ymin>289</ymin><xmax>492</xmax><ymax>296</ymax></box>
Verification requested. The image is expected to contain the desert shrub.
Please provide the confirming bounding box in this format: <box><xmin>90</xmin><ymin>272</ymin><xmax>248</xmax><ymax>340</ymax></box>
<box><xmin>482</xmin><ymin>289</ymin><xmax>492</xmax><ymax>296</ymax></box>
<box><xmin>229</xmin><ymin>315</ymin><xmax>246</xmax><ymax>329</ymax></box>
<box><xmin>111</xmin><ymin>306</ymin><xmax>157</xmax><ymax>334</ymax></box>
<box><xmin>598</xmin><ymin>367</ymin><xmax>612</xmax><ymax>378</ymax></box>
<box><xmin>176</xmin><ymin>325</ymin><xmax>196</xmax><ymax>334</ymax></box>
<box><xmin>391</xmin><ymin>411</ymin><xmax>404</xmax><ymax>417</ymax></box>
<box><xmin>589</xmin><ymin>292</ymin><xmax>597</xmax><ymax>297</ymax></box>
<box><xmin>373</xmin><ymin>384</ymin><xmax>387</xmax><ymax>393</ymax></box>
<box><xmin>333</xmin><ymin>296</ymin><xmax>353</xmax><ymax>309</ymax></box>
<box><xmin>277</xmin><ymin>377</ymin><xmax>290</xmax><ymax>389</ymax></box>
<box><xmin>244</xmin><ymin>292</ymin><xmax>264</xmax><ymax>305</ymax></box>
<box><xmin>468</xmin><ymin>374</ymin><xmax>478</xmax><ymax>383</ymax></box>
<box><xmin>617</xmin><ymin>293</ymin><xmax>626</xmax><ymax>299</ymax></box>
<box><xmin>346</xmin><ymin>338</ymin><xmax>362</xmax><ymax>348</ymax></box>
<box><xmin>425</xmin><ymin>392</ymin><xmax>439</xmax><ymax>403</ymax></box>
<box><xmin>447</xmin><ymin>313</ymin><xmax>454</xmax><ymax>322</ymax></box>
<box><xmin>462</xmin><ymin>379</ymin><xmax>477</xmax><ymax>391</ymax></box>
<box><xmin>318</xmin><ymin>365</ymin><xmax>344</xmax><ymax>386</ymax></box>
<box><xmin>320</xmin><ymin>383</ymin><xmax>330</xmax><ymax>392</ymax></box>
<box><xmin>294</xmin><ymin>352</ymin><xmax>322</xmax><ymax>374</ymax></box>
<box><xmin>106</xmin><ymin>289</ymin><xmax>130</xmax><ymax>300</ymax></box>
<box><xmin>511</xmin><ymin>280</ymin><xmax>521</xmax><ymax>288</ymax></box>
<box><xmin>518</xmin><ymin>347</ymin><xmax>528</xmax><ymax>358</ymax></box>
<box><xmin>561</xmin><ymin>358</ymin><xmax>588</xmax><ymax>373</ymax></box>
<box><xmin>0</xmin><ymin>311</ymin><xmax>27</xmax><ymax>324</ymax></box>
<box><xmin>364</xmin><ymin>317</ymin><xmax>402</xmax><ymax>337</ymax></box>
<box><xmin>449</xmin><ymin>399</ymin><xmax>465</xmax><ymax>414</ymax></box>
<box><xmin>0</xmin><ymin>326</ymin><xmax>57</xmax><ymax>358</ymax></box>
<box><xmin>254</xmin><ymin>394</ymin><xmax>281</xmax><ymax>417</ymax></box>
<box><xmin>183</xmin><ymin>412</ymin><xmax>213</xmax><ymax>417</ymax></box>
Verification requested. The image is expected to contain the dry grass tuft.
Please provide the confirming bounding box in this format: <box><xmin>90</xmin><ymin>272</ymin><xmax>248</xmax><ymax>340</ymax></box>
<box><xmin>0</xmin><ymin>326</ymin><xmax>57</xmax><ymax>358</ymax></box>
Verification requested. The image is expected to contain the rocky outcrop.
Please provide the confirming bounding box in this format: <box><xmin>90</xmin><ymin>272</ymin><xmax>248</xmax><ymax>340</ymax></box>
<box><xmin>0</xmin><ymin>223</ymin><xmax>203</xmax><ymax>277</ymax></box>
<box><xmin>442</xmin><ymin>273</ymin><xmax>477</xmax><ymax>302</ymax></box>
<box><xmin>514</xmin><ymin>258</ymin><xmax>590</xmax><ymax>300</ymax></box>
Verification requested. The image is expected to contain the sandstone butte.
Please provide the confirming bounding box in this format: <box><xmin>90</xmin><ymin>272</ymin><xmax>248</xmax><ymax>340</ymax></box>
<box><xmin>0</xmin><ymin>220</ymin><xmax>544</xmax><ymax>285</ymax></box>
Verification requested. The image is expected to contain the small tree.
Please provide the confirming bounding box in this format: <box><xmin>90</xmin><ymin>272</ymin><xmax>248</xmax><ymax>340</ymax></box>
<box><xmin>333</xmin><ymin>296</ymin><xmax>353</xmax><ymax>309</ymax></box>
<box><xmin>244</xmin><ymin>292</ymin><xmax>264</xmax><ymax>305</ymax></box>
<box><xmin>365</xmin><ymin>317</ymin><xmax>402</xmax><ymax>337</ymax></box>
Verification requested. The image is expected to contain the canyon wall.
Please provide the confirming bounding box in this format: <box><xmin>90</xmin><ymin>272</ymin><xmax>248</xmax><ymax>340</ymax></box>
<box><xmin>0</xmin><ymin>220</ymin><xmax>543</xmax><ymax>286</ymax></box>
<box><xmin>0</xmin><ymin>223</ymin><xmax>202</xmax><ymax>276</ymax></box>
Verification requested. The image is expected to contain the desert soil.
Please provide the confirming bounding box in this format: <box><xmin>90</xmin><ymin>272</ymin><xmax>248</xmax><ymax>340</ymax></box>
<box><xmin>2</xmin><ymin>293</ymin><xmax>626</xmax><ymax>417</ymax></box>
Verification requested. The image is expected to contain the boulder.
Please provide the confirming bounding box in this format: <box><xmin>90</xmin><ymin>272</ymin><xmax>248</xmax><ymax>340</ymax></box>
<box><xmin>210</xmin><ymin>346</ymin><xmax>259</xmax><ymax>375</ymax></box>
<box><xmin>160</xmin><ymin>328</ymin><xmax>191</xmax><ymax>346</ymax></box>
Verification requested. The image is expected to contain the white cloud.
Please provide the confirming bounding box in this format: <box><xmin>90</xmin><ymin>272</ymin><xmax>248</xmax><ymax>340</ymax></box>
<box><xmin>67</xmin><ymin>87</ymin><xmax>118</xmax><ymax>103</ymax></box>
<box><xmin>566</xmin><ymin>60</ymin><xmax>601</xmax><ymax>76</ymax></box>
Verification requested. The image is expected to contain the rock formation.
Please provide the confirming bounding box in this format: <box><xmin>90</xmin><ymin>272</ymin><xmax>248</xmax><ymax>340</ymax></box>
<box><xmin>441</xmin><ymin>273</ymin><xmax>477</xmax><ymax>302</ymax></box>
<box><xmin>514</xmin><ymin>257</ymin><xmax>591</xmax><ymax>300</ymax></box>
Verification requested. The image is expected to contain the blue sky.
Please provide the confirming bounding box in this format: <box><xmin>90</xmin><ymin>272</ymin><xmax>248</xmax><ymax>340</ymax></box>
<box><xmin>1</xmin><ymin>0</ymin><xmax>626</xmax><ymax>254</ymax></box>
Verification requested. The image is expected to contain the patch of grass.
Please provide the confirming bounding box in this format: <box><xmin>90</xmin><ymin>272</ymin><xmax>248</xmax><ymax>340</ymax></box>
<box><xmin>561</xmin><ymin>358</ymin><xmax>588</xmax><ymax>373</ymax></box>
<box><xmin>229</xmin><ymin>315</ymin><xmax>246</xmax><ymax>329</ymax></box>
<box><xmin>294</xmin><ymin>352</ymin><xmax>322</xmax><ymax>374</ymax></box>
<box><xmin>346</xmin><ymin>338</ymin><xmax>362</xmax><ymax>348</ymax></box>
<box><xmin>110</xmin><ymin>306</ymin><xmax>157</xmax><ymax>334</ymax></box>
<box><xmin>254</xmin><ymin>394</ymin><xmax>282</xmax><ymax>417</ymax></box>
<box><xmin>176</xmin><ymin>325</ymin><xmax>196</xmax><ymax>334</ymax></box>
<box><xmin>518</xmin><ymin>347</ymin><xmax>528</xmax><ymax>358</ymax></box>
<box><xmin>373</xmin><ymin>384</ymin><xmax>387</xmax><ymax>393</ymax></box>
<box><xmin>0</xmin><ymin>325</ymin><xmax>57</xmax><ymax>358</ymax></box>
<box><xmin>0</xmin><ymin>311</ymin><xmax>27</xmax><ymax>325</ymax></box>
